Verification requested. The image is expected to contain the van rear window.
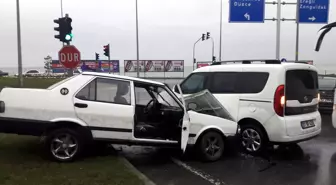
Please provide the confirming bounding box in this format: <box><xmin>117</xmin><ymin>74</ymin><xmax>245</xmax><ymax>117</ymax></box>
<box><xmin>285</xmin><ymin>70</ymin><xmax>318</xmax><ymax>103</ymax></box>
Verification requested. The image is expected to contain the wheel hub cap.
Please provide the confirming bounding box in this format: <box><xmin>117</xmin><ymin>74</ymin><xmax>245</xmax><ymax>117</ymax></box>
<box><xmin>51</xmin><ymin>133</ymin><xmax>78</xmax><ymax>160</ymax></box>
<box><xmin>241</xmin><ymin>128</ymin><xmax>261</xmax><ymax>152</ymax></box>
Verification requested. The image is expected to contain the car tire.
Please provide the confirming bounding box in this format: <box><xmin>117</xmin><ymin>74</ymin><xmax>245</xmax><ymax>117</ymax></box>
<box><xmin>197</xmin><ymin>131</ymin><xmax>225</xmax><ymax>162</ymax></box>
<box><xmin>240</xmin><ymin>124</ymin><xmax>268</xmax><ymax>155</ymax></box>
<box><xmin>44</xmin><ymin>128</ymin><xmax>85</xmax><ymax>162</ymax></box>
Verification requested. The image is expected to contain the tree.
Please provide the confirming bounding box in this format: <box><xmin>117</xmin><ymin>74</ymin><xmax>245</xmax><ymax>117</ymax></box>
<box><xmin>44</xmin><ymin>55</ymin><xmax>52</xmax><ymax>75</ymax></box>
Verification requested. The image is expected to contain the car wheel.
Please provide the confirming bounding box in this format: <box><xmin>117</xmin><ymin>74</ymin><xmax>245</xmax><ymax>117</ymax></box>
<box><xmin>240</xmin><ymin>124</ymin><xmax>267</xmax><ymax>155</ymax></box>
<box><xmin>44</xmin><ymin>128</ymin><xmax>84</xmax><ymax>162</ymax></box>
<box><xmin>198</xmin><ymin>131</ymin><xmax>225</xmax><ymax>162</ymax></box>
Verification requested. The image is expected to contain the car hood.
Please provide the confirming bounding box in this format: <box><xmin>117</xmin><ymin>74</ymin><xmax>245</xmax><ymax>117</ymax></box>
<box><xmin>184</xmin><ymin>89</ymin><xmax>235</xmax><ymax>122</ymax></box>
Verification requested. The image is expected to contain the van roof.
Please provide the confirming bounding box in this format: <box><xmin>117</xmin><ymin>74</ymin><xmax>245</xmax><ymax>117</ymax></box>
<box><xmin>193</xmin><ymin>62</ymin><xmax>318</xmax><ymax>73</ymax></box>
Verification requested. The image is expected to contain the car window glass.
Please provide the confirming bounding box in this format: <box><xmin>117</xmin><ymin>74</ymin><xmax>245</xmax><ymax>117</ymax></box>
<box><xmin>180</xmin><ymin>73</ymin><xmax>206</xmax><ymax>94</ymax></box>
<box><xmin>96</xmin><ymin>78</ymin><xmax>131</xmax><ymax>105</ymax></box>
<box><xmin>135</xmin><ymin>86</ymin><xmax>152</xmax><ymax>105</ymax></box>
<box><xmin>76</xmin><ymin>80</ymin><xmax>96</xmax><ymax>101</ymax></box>
<box><xmin>236</xmin><ymin>72</ymin><xmax>269</xmax><ymax>93</ymax></box>
<box><xmin>76</xmin><ymin>78</ymin><xmax>131</xmax><ymax>105</ymax></box>
<box><xmin>27</xmin><ymin>70</ymin><xmax>38</xmax><ymax>73</ymax></box>
<box><xmin>209</xmin><ymin>72</ymin><xmax>237</xmax><ymax>93</ymax></box>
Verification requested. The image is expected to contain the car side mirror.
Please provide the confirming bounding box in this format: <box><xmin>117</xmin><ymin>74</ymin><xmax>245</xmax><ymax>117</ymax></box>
<box><xmin>187</xmin><ymin>102</ymin><xmax>198</xmax><ymax>111</ymax></box>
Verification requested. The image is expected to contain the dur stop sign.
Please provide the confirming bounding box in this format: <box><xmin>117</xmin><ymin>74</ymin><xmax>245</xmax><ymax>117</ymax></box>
<box><xmin>58</xmin><ymin>45</ymin><xmax>81</xmax><ymax>69</ymax></box>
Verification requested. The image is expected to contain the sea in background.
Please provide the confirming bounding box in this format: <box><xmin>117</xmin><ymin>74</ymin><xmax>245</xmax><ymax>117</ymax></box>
<box><xmin>2</xmin><ymin>64</ymin><xmax>336</xmax><ymax>77</ymax></box>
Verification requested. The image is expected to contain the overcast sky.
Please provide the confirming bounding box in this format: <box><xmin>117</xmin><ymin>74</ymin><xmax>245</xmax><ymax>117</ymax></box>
<box><xmin>0</xmin><ymin>0</ymin><xmax>336</xmax><ymax>68</ymax></box>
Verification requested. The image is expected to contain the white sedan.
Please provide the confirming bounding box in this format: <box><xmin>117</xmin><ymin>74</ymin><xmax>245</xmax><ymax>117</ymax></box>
<box><xmin>0</xmin><ymin>72</ymin><xmax>238</xmax><ymax>162</ymax></box>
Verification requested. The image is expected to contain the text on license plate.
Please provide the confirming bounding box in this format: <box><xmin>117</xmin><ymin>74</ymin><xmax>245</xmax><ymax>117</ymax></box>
<box><xmin>301</xmin><ymin>119</ymin><xmax>315</xmax><ymax>129</ymax></box>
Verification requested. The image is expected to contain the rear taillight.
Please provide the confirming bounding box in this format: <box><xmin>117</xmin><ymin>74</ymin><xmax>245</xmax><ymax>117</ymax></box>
<box><xmin>274</xmin><ymin>85</ymin><xmax>285</xmax><ymax>117</ymax></box>
<box><xmin>317</xmin><ymin>93</ymin><xmax>320</xmax><ymax>102</ymax></box>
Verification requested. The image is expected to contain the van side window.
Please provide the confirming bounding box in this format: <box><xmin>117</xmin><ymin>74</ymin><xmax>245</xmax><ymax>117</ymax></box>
<box><xmin>180</xmin><ymin>73</ymin><xmax>207</xmax><ymax>94</ymax></box>
<box><xmin>209</xmin><ymin>72</ymin><xmax>269</xmax><ymax>94</ymax></box>
<box><xmin>209</xmin><ymin>72</ymin><xmax>238</xmax><ymax>93</ymax></box>
<box><xmin>236</xmin><ymin>72</ymin><xmax>269</xmax><ymax>93</ymax></box>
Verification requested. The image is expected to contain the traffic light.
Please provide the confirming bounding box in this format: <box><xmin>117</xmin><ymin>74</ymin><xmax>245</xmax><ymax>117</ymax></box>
<box><xmin>103</xmin><ymin>44</ymin><xmax>110</xmax><ymax>57</ymax></box>
<box><xmin>63</xmin><ymin>16</ymin><xmax>73</xmax><ymax>42</ymax></box>
<box><xmin>212</xmin><ymin>56</ymin><xmax>216</xmax><ymax>62</ymax></box>
<box><xmin>201</xmin><ymin>34</ymin><xmax>205</xmax><ymax>41</ymax></box>
<box><xmin>53</xmin><ymin>15</ymin><xmax>73</xmax><ymax>43</ymax></box>
<box><xmin>95</xmin><ymin>53</ymin><xmax>99</xmax><ymax>60</ymax></box>
<box><xmin>206</xmin><ymin>32</ymin><xmax>210</xmax><ymax>40</ymax></box>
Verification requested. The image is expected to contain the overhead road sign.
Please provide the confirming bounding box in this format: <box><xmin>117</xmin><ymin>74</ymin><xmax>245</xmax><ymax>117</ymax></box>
<box><xmin>299</xmin><ymin>0</ymin><xmax>329</xmax><ymax>24</ymax></box>
<box><xmin>229</xmin><ymin>0</ymin><xmax>265</xmax><ymax>23</ymax></box>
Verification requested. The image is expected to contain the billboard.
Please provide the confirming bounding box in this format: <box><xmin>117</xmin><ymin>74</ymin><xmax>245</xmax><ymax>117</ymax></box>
<box><xmin>51</xmin><ymin>60</ymin><xmax>120</xmax><ymax>73</ymax></box>
<box><xmin>124</xmin><ymin>60</ymin><xmax>184</xmax><ymax>72</ymax></box>
<box><xmin>196</xmin><ymin>62</ymin><xmax>212</xmax><ymax>68</ymax></box>
<box><xmin>124</xmin><ymin>60</ymin><xmax>145</xmax><ymax>72</ymax></box>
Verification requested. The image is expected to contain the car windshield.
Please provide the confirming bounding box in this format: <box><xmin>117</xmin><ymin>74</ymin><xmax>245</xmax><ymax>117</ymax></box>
<box><xmin>27</xmin><ymin>70</ymin><xmax>38</xmax><ymax>73</ymax></box>
<box><xmin>318</xmin><ymin>78</ymin><xmax>336</xmax><ymax>90</ymax></box>
<box><xmin>184</xmin><ymin>89</ymin><xmax>235</xmax><ymax>122</ymax></box>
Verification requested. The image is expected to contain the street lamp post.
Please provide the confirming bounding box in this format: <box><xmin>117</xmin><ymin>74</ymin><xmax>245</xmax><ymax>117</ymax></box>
<box><xmin>135</xmin><ymin>0</ymin><xmax>140</xmax><ymax>78</ymax></box>
<box><xmin>192</xmin><ymin>38</ymin><xmax>202</xmax><ymax>70</ymax></box>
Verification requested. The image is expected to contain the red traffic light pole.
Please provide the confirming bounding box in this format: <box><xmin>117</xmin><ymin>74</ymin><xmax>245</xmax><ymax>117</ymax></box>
<box><xmin>103</xmin><ymin>44</ymin><xmax>111</xmax><ymax>74</ymax></box>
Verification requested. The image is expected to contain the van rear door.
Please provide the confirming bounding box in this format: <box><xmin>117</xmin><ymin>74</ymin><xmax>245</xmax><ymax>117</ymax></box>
<box><xmin>285</xmin><ymin>69</ymin><xmax>319</xmax><ymax>116</ymax></box>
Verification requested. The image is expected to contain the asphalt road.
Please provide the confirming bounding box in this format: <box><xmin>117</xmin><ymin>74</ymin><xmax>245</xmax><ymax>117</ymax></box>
<box><xmin>118</xmin><ymin>114</ymin><xmax>336</xmax><ymax>185</ymax></box>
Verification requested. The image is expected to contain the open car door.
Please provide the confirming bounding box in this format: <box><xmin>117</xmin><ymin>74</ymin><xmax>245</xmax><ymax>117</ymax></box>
<box><xmin>177</xmin><ymin>84</ymin><xmax>190</xmax><ymax>153</ymax></box>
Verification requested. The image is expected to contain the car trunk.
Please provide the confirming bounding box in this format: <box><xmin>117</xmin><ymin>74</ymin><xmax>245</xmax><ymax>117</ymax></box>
<box><xmin>285</xmin><ymin>69</ymin><xmax>319</xmax><ymax>116</ymax></box>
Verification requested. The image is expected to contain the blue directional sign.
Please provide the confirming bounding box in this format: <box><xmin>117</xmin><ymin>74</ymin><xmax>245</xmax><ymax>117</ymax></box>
<box><xmin>229</xmin><ymin>0</ymin><xmax>265</xmax><ymax>23</ymax></box>
<box><xmin>299</xmin><ymin>0</ymin><xmax>329</xmax><ymax>24</ymax></box>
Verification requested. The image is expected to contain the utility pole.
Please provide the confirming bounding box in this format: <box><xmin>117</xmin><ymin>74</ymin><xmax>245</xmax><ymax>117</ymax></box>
<box><xmin>16</xmin><ymin>0</ymin><xmax>23</xmax><ymax>87</ymax></box>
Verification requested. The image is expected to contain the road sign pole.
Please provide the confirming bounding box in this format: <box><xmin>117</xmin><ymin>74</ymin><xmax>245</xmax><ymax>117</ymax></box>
<box><xmin>295</xmin><ymin>0</ymin><xmax>300</xmax><ymax>62</ymax></box>
<box><xmin>275</xmin><ymin>0</ymin><xmax>281</xmax><ymax>60</ymax></box>
<box><xmin>16</xmin><ymin>0</ymin><xmax>23</xmax><ymax>87</ymax></box>
<box><xmin>219</xmin><ymin>0</ymin><xmax>223</xmax><ymax>62</ymax></box>
<box><xmin>66</xmin><ymin>42</ymin><xmax>73</xmax><ymax>77</ymax></box>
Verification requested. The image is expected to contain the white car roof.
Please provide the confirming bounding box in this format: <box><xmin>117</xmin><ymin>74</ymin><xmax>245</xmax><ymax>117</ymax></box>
<box><xmin>193</xmin><ymin>62</ymin><xmax>318</xmax><ymax>73</ymax></box>
<box><xmin>81</xmin><ymin>72</ymin><xmax>165</xmax><ymax>85</ymax></box>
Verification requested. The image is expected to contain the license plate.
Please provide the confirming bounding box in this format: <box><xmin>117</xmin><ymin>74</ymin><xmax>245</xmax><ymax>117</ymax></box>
<box><xmin>320</xmin><ymin>99</ymin><xmax>333</xmax><ymax>103</ymax></box>
<box><xmin>301</xmin><ymin>119</ymin><xmax>315</xmax><ymax>129</ymax></box>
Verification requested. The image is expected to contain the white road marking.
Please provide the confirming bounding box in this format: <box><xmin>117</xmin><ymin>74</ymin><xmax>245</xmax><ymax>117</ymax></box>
<box><xmin>171</xmin><ymin>157</ymin><xmax>228</xmax><ymax>185</ymax></box>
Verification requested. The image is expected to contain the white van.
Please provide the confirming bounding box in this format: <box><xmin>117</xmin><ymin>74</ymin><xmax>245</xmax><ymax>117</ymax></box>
<box><xmin>173</xmin><ymin>60</ymin><xmax>321</xmax><ymax>155</ymax></box>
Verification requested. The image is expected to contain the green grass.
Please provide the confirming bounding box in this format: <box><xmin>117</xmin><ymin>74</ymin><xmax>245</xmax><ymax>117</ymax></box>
<box><xmin>0</xmin><ymin>78</ymin><xmax>144</xmax><ymax>185</ymax></box>
<box><xmin>0</xmin><ymin>134</ymin><xmax>143</xmax><ymax>185</ymax></box>
<box><xmin>0</xmin><ymin>77</ymin><xmax>63</xmax><ymax>89</ymax></box>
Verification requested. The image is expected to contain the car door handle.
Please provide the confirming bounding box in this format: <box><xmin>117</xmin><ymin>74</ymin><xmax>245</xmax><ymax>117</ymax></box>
<box><xmin>74</xmin><ymin>103</ymin><xmax>88</xmax><ymax>108</ymax></box>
